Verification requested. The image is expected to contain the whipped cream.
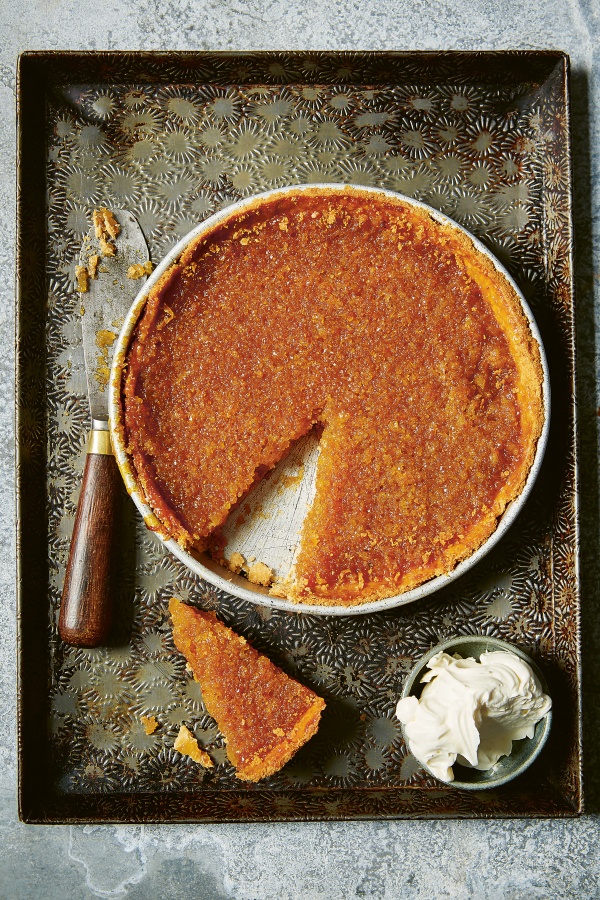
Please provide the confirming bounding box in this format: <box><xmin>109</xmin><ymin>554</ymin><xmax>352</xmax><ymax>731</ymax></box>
<box><xmin>396</xmin><ymin>649</ymin><xmax>552</xmax><ymax>783</ymax></box>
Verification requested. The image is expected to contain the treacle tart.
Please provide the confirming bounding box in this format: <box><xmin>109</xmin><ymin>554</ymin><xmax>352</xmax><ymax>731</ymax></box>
<box><xmin>122</xmin><ymin>188</ymin><xmax>544</xmax><ymax>606</ymax></box>
<box><xmin>169</xmin><ymin>598</ymin><xmax>325</xmax><ymax>781</ymax></box>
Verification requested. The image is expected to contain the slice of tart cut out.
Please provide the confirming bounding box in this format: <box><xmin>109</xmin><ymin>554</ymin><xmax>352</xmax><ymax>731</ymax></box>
<box><xmin>169</xmin><ymin>597</ymin><xmax>325</xmax><ymax>781</ymax></box>
<box><xmin>124</xmin><ymin>188</ymin><xmax>545</xmax><ymax>606</ymax></box>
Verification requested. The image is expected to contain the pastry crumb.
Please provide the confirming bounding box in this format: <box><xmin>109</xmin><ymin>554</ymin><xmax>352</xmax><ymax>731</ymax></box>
<box><xmin>75</xmin><ymin>265</ymin><xmax>89</xmax><ymax>293</ymax></box>
<box><xmin>93</xmin><ymin>207</ymin><xmax>120</xmax><ymax>257</ymax></box>
<box><xmin>88</xmin><ymin>254</ymin><xmax>100</xmax><ymax>279</ymax></box>
<box><xmin>140</xmin><ymin>714</ymin><xmax>158</xmax><ymax>735</ymax></box>
<box><xmin>93</xmin><ymin>206</ymin><xmax>120</xmax><ymax>240</ymax></box>
<box><xmin>99</xmin><ymin>236</ymin><xmax>116</xmax><ymax>257</ymax></box>
<box><xmin>228</xmin><ymin>551</ymin><xmax>245</xmax><ymax>574</ymax></box>
<box><xmin>247</xmin><ymin>561</ymin><xmax>274</xmax><ymax>586</ymax></box>
<box><xmin>174</xmin><ymin>724</ymin><xmax>214</xmax><ymax>768</ymax></box>
<box><xmin>127</xmin><ymin>260</ymin><xmax>153</xmax><ymax>280</ymax></box>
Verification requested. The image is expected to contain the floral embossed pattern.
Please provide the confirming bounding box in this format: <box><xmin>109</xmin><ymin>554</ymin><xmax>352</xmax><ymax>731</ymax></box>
<box><xmin>17</xmin><ymin>52</ymin><xmax>580</xmax><ymax>821</ymax></box>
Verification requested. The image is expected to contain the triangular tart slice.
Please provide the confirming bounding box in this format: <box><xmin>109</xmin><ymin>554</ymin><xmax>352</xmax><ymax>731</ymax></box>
<box><xmin>169</xmin><ymin>597</ymin><xmax>325</xmax><ymax>781</ymax></box>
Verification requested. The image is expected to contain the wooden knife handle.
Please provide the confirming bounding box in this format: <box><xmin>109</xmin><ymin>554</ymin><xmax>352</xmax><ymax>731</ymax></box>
<box><xmin>59</xmin><ymin>438</ymin><xmax>122</xmax><ymax>646</ymax></box>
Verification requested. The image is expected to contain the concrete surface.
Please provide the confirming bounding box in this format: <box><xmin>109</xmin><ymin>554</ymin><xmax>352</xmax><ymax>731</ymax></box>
<box><xmin>2</xmin><ymin>1</ymin><xmax>600</xmax><ymax>898</ymax></box>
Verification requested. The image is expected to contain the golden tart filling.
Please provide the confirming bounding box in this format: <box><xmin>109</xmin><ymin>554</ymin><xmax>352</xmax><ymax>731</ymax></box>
<box><xmin>122</xmin><ymin>188</ymin><xmax>544</xmax><ymax>607</ymax></box>
<box><xmin>169</xmin><ymin>598</ymin><xmax>325</xmax><ymax>781</ymax></box>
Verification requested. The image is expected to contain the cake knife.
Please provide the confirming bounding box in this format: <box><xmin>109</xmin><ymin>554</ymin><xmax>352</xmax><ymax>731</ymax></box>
<box><xmin>59</xmin><ymin>208</ymin><xmax>150</xmax><ymax>646</ymax></box>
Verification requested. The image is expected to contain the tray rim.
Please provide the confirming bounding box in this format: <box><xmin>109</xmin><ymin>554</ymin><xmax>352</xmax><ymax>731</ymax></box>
<box><xmin>17</xmin><ymin>47</ymin><xmax>571</xmax><ymax>68</ymax></box>
<box><xmin>15</xmin><ymin>48</ymin><xmax>582</xmax><ymax>824</ymax></box>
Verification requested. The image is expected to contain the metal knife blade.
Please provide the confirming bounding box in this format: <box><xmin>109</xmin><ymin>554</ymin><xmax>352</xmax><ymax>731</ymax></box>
<box><xmin>59</xmin><ymin>208</ymin><xmax>150</xmax><ymax>647</ymax></box>
<box><xmin>79</xmin><ymin>208</ymin><xmax>150</xmax><ymax>422</ymax></box>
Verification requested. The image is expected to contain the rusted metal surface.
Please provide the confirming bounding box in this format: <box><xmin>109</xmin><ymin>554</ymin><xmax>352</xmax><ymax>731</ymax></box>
<box><xmin>16</xmin><ymin>50</ymin><xmax>580</xmax><ymax>822</ymax></box>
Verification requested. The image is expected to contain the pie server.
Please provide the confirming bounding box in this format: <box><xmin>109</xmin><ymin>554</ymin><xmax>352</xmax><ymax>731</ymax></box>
<box><xmin>58</xmin><ymin>209</ymin><xmax>150</xmax><ymax>646</ymax></box>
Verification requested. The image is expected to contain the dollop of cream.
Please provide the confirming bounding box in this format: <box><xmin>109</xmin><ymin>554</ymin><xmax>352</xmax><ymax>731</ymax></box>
<box><xmin>396</xmin><ymin>649</ymin><xmax>552</xmax><ymax>783</ymax></box>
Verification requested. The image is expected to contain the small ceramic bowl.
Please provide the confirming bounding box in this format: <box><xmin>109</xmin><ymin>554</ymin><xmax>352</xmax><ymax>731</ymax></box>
<box><xmin>399</xmin><ymin>635</ymin><xmax>552</xmax><ymax>790</ymax></box>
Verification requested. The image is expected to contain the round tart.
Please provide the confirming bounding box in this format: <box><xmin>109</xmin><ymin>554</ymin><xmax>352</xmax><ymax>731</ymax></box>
<box><xmin>113</xmin><ymin>185</ymin><xmax>547</xmax><ymax>609</ymax></box>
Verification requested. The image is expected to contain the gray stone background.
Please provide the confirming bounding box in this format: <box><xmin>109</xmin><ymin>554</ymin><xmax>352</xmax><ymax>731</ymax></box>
<box><xmin>3</xmin><ymin>1</ymin><xmax>600</xmax><ymax>898</ymax></box>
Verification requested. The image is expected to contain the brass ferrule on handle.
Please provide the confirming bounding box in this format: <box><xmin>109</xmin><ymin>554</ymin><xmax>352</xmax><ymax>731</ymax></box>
<box><xmin>87</xmin><ymin>420</ymin><xmax>113</xmax><ymax>455</ymax></box>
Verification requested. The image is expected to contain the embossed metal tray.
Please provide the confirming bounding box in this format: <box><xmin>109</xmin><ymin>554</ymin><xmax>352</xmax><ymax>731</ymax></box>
<box><xmin>17</xmin><ymin>51</ymin><xmax>582</xmax><ymax>822</ymax></box>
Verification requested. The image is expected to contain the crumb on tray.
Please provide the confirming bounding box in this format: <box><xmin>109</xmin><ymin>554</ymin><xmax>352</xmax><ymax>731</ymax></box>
<box><xmin>174</xmin><ymin>724</ymin><xmax>214</xmax><ymax>768</ymax></box>
<box><xmin>140</xmin><ymin>714</ymin><xmax>159</xmax><ymax>735</ymax></box>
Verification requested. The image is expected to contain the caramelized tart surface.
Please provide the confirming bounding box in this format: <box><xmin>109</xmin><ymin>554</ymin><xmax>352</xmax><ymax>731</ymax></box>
<box><xmin>123</xmin><ymin>189</ymin><xmax>544</xmax><ymax>606</ymax></box>
<box><xmin>169</xmin><ymin>598</ymin><xmax>325</xmax><ymax>781</ymax></box>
